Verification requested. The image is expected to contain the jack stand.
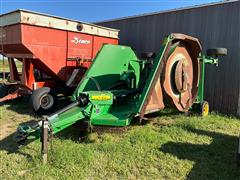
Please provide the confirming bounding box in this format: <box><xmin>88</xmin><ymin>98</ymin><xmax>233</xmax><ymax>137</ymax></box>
<box><xmin>87</xmin><ymin>121</ymin><xmax>93</xmax><ymax>133</ymax></box>
<box><xmin>41</xmin><ymin>118</ymin><xmax>48</xmax><ymax>164</ymax></box>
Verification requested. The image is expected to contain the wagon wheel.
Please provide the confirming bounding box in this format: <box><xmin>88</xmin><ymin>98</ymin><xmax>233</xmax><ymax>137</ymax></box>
<box><xmin>30</xmin><ymin>87</ymin><xmax>57</xmax><ymax>114</ymax></box>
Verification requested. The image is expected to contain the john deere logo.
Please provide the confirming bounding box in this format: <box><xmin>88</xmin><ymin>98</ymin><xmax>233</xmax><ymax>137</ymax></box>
<box><xmin>71</xmin><ymin>37</ymin><xmax>91</xmax><ymax>45</ymax></box>
<box><xmin>91</xmin><ymin>95</ymin><xmax>111</xmax><ymax>101</ymax></box>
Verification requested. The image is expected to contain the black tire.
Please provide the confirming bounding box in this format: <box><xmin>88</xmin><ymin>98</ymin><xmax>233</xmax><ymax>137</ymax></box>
<box><xmin>191</xmin><ymin>101</ymin><xmax>209</xmax><ymax>116</ymax></box>
<box><xmin>206</xmin><ymin>48</ymin><xmax>227</xmax><ymax>57</ymax></box>
<box><xmin>0</xmin><ymin>84</ymin><xmax>10</xmax><ymax>98</ymax></box>
<box><xmin>30</xmin><ymin>87</ymin><xmax>57</xmax><ymax>114</ymax></box>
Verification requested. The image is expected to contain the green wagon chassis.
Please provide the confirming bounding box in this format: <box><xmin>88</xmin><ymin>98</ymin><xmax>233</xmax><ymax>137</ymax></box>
<box><xmin>15</xmin><ymin>33</ymin><xmax>226</xmax><ymax>163</ymax></box>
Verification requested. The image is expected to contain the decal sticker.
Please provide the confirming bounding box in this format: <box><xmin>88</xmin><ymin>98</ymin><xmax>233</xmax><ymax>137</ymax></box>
<box><xmin>71</xmin><ymin>37</ymin><xmax>91</xmax><ymax>45</ymax></box>
<box><xmin>91</xmin><ymin>95</ymin><xmax>111</xmax><ymax>101</ymax></box>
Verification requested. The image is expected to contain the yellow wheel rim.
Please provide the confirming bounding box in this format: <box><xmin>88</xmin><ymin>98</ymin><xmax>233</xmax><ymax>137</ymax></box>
<box><xmin>202</xmin><ymin>103</ymin><xmax>209</xmax><ymax>116</ymax></box>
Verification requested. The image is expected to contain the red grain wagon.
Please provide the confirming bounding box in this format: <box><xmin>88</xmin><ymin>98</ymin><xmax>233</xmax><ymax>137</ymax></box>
<box><xmin>0</xmin><ymin>10</ymin><xmax>119</xmax><ymax>113</ymax></box>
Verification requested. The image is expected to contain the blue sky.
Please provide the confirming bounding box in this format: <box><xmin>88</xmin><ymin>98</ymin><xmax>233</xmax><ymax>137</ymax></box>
<box><xmin>0</xmin><ymin>0</ymin><xmax>221</xmax><ymax>22</ymax></box>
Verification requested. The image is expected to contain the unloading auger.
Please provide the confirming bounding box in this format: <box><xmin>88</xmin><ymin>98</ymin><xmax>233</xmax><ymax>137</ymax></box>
<box><xmin>15</xmin><ymin>33</ymin><xmax>226</xmax><ymax>163</ymax></box>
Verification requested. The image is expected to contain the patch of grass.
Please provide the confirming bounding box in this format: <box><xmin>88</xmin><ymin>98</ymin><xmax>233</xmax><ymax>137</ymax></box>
<box><xmin>0</xmin><ymin>101</ymin><xmax>240</xmax><ymax>179</ymax></box>
<box><xmin>0</xmin><ymin>59</ymin><xmax>22</xmax><ymax>72</ymax></box>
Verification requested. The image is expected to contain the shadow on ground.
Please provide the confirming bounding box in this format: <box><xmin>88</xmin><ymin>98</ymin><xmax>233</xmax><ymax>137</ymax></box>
<box><xmin>0</xmin><ymin>120</ymin><xmax>38</xmax><ymax>162</ymax></box>
<box><xmin>161</xmin><ymin>126</ymin><xmax>240</xmax><ymax>179</ymax></box>
<box><xmin>1</xmin><ymin>96</ymin><xmax>72</xmax><ymax>116</ymax></box>
<box><xmin>0</xmin><ymin>107</ymin><xmax>183</xmax><ymax>155</ymax></box>
<box><xmin>0</xmin><ymin>96</ymin><xmax>33</xmax><ymax>115</ymax></box>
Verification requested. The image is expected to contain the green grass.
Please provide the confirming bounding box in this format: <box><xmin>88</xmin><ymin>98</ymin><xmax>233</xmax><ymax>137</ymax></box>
<box><xmin>0</xmin><ymin>59</ymin><xmax>22</xmax><ymax>72</ymax></box>
<box><xmin>0</xmin><ymin>60</ymin><xmax>10</xmax><ymax>72</ymax></box>
<box><xmin>0</xmin><ymin>99</ymin><xmax>240</xmax><ymax>179</ymax></box>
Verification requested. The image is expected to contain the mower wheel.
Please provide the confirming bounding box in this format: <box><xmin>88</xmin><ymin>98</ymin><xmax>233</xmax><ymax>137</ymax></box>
<box><xmin>200</xmin><ymin>101</ymin><xmax>209</xmax><ymax>117</ymax></box>
<box><xmin>0</xmin><ymin>84</ymin><xmax>10</xmax><ymax>98</ymax></box>
<box><xmin>30</xmin><ymin>87</ymin><xmax>57</xmax><ymax>114</ymax></box>
<box><xmin>207</xmin><ymin>48</ymin><xmax>227</xmax><ymax>57</ymax></box>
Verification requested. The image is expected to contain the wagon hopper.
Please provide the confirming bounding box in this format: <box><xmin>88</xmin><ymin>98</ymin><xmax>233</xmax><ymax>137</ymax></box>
<box><xmin>0</xmin><ymin>9</ymin><xmax>119</xmax><ymax>112</ymax></box>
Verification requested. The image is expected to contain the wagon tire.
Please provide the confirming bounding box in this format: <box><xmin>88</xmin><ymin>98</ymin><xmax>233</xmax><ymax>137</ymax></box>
<box><xmin>30</xmin><ymin>87</ymin><xmax>57</xmax><ymax>114</ymax></box>
<box><xmin>206</xmin><ymin>48</ymin><xmax>227</xmax><ymax>57</ymax></box>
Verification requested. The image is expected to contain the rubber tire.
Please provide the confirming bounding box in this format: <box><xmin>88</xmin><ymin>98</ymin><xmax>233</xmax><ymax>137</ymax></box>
<box><xmin>30</xmin><ymin>87</ymin><xmax>57</xmax><ymax>114</ymax></box>
<box><xmin>206</xmin><ymin>48</ymin><xmax>227</xmax><ymax>57</ymax></box>
<box><xmin>200</xmin><ymin>101</ymin><xmax>209</xmax><ymax>117</ymax></box>
<box><xmin>0</xmin><ymin>84</ymin><xmax>10</xmax><ymax>98</ymax></box>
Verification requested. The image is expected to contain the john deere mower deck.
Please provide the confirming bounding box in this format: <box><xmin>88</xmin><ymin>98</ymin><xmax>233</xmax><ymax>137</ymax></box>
<box><xmin>15</xmin><ymin>33</ymin><xmax>226</xmax><ymax>163</ymax></box>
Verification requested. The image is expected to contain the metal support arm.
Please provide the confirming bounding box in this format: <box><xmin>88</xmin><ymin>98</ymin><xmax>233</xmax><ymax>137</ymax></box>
<box><xmin>197</xmin><ymin>55</ymin><xmax>218</xmax><ymax>103</ymax></box>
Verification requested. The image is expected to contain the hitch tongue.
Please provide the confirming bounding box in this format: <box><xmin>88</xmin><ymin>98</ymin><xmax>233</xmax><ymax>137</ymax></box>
<box><xmin>15</xmin><ymin>115</ymin><xmax>52</xmax><ymax>144</ymax></box>
<box><xmin>15</xmin><ymin>117</ymin><xmax>50</xmax><ymax>164</ymax></box>
<box><xmin>15</xmin><ymin>121</ymin><xmax>41</xmax><ymax>144</ymax></box>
